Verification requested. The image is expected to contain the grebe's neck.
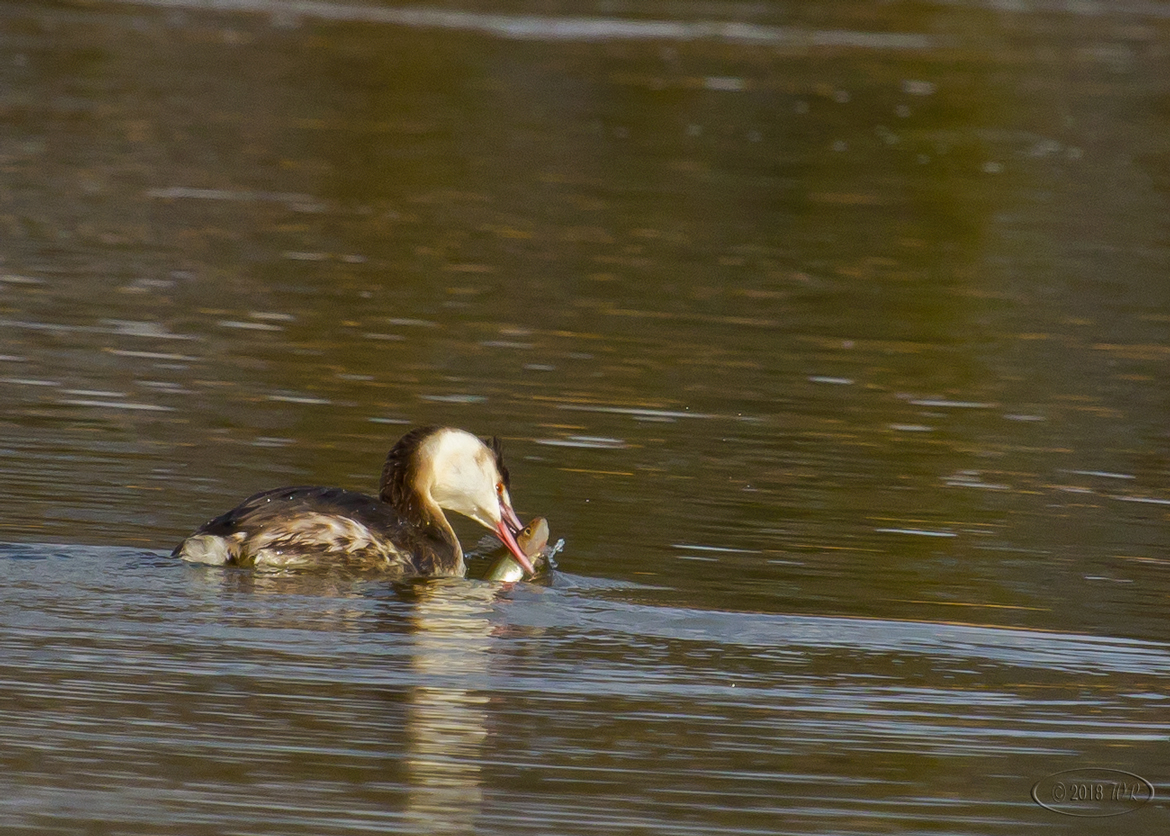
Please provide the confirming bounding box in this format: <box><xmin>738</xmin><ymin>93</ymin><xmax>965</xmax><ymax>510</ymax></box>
<box><xmin>379</xmin><ymin>426</ymin><xmax>437</xmax><ymax>524</ymax></box>
<box><xmin>379</xmin><ymin>426</ymin><xmax>465</xmax><ymax>575</ymax></box>
<box><xmin>412</xmin><ymin>498</ymin><xmax>465</xmax><ymax>577</ymax></box>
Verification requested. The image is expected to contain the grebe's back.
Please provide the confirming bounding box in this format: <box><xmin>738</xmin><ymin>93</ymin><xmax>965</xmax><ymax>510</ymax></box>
<box><xmin>174</xmin><ymin>485</ymin><xmax>443</xmax><ymax>573</ymax></box>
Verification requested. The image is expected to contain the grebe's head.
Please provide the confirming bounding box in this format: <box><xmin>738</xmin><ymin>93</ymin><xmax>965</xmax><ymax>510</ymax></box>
<box><xmin>407</xmin><ymin>427</ymin><xmax>533</xmax><ymax>574</ymax></box>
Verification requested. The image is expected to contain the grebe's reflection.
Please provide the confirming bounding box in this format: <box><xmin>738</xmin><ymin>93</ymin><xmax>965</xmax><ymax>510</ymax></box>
<box><xmin>401</xmin><ymin>579</ymin><xmax>504</xmax><ymax>833</ymax></box>
<box><xmin>182</xmin><ymin>566</ymin><xmax>538</xmax><ymax>833</ymax></box>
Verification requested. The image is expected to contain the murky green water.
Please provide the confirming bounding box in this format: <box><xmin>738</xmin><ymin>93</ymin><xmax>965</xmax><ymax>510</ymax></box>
<box><xmin>2</xmin><ymin>0</ymin><xmax>1169</xmax><ymax>832</ymax></box>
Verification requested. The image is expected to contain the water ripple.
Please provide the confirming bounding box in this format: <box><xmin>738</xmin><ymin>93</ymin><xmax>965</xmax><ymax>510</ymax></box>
<box><xmin>120</xmin><ymin>0</ymin><xmax>939</xmax><ymax>48</ymax></box>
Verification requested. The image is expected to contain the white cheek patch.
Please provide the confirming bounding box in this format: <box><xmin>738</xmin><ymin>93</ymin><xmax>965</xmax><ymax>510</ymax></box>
<box><xmin>432</xmin><ymin>469</ymin><xmax>497</xmax><ymax>523</ymax></box>
<box><xmin>424</xmin><ymin>429</ymin><xmax>502</xmax><ymax>523</ymax></box>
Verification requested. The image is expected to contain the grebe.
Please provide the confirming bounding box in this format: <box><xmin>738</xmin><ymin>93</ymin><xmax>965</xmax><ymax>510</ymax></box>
<box><xmin>172</xmin><ymin>426</ymin><xmax>534</xmax><ymax>577</ymax></box>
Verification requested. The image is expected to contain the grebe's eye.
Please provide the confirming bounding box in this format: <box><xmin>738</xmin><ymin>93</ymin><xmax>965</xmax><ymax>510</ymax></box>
<box><xmin>496</xmin><ymin>482</ymin><xmax>506</xmax><ymax>497</ymax></box>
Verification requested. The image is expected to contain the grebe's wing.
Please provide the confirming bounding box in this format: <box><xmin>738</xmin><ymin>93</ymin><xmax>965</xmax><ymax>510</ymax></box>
<box><xmin>173</xmin><ymin>487</ymin><xmax>410</xmax><ymax>568</ymax></box>
<box><xmin>191</xmin><ymin>486</ymin><xmax>397</xmax><ymax>535</ymax></box>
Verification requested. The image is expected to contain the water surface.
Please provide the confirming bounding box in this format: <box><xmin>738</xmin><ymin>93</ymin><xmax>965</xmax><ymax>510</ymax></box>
<box><xmin>1</xmin><ymin>0</ymin><xmax>1169</xmax><ymax>832</ymax></box>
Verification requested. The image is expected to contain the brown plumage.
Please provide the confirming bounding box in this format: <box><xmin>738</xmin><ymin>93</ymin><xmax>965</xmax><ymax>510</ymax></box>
<box><xmin>172</xmin><ymin>426</ymin><xmax>533</xmax><ymax>577</ymax></box>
